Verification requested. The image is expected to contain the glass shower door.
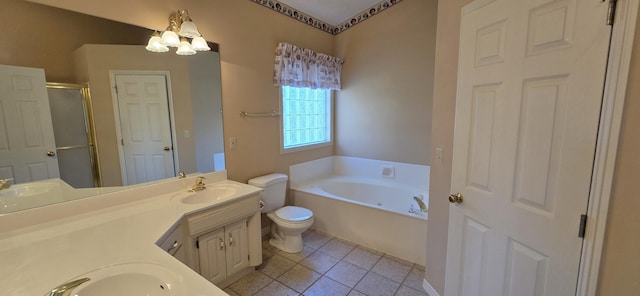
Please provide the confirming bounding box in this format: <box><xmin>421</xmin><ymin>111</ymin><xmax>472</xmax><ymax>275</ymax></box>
<box><xmin>47</xmin><ymin>83</ymin><xmax>100</xmax><ymax>188</ymax></box>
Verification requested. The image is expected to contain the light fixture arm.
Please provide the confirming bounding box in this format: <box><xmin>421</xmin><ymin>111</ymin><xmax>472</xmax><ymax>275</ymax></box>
<box><xmin>178</xmin><ymin>9</ymin><xmax>192</xmax><ymax>23</ymax></box>
<box><xmin>166</xmin><ymin>14</ymin><xmax>180</xmax><ymax>32</ymax></box>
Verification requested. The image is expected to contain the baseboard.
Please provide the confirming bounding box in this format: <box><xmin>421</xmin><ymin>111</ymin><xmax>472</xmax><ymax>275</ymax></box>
<box><xmin>423</xmin><ymin>278</ymin><xmax>440</xmax><ymax>296</ymax></box>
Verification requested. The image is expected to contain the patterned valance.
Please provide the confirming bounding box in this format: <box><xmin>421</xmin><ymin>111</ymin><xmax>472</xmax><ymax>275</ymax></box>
<box><xmin>274</xmin><ymin>42</ymin><xmax>343</xmax><ymax>90</ymax></box>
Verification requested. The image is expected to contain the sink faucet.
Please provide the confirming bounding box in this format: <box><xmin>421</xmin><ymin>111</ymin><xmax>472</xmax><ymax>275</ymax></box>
<box><xmin>48</xmin><ymin>277</ymin><xmax>90</xmax><ymax>296</ymax></box>
<box><xmin>413</xmin><ymin>196</ymin><xmax>427</xmax><ymax>212</ymax></box>
<box><xmin>190</xmin><ymin>176</ymin><xmax>206</xmax><ymax>192</ymax></box>
<box><xmin>0</xmin><ymin>178</ymin><xmax>13</xmax><ymax>190</ymax></box>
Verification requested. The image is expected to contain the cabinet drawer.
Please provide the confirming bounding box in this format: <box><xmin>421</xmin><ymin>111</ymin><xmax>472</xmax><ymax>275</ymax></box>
<box><xmin>187</xmin><ymin>194</ymin><xmax>259</xmax><ymax>236</ymax></box>
<box><xmin>158</xmin><ymin>225</ymin><xmax>184</xmax><ymax>256</ymax></box>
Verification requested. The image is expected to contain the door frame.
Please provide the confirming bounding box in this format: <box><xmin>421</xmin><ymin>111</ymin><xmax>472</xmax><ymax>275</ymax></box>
<box><xmin>576</xmin><ymin>0</ymin><xmax>638</xmax><ymax>295</ymax></box>
<box><xmin>109</xmin><ymin>70</ymin><xmax>180</xmax><ymax>186</ymax></box>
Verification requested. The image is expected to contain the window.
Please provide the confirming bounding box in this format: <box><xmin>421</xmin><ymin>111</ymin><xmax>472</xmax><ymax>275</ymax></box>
<box><xmin>280</xmin><ymin>86</ymin><xmax>332</xmax><ymax>152</ymax></box>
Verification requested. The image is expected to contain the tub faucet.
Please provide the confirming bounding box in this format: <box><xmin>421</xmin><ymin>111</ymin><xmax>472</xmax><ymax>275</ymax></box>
<box><xmin>413</xmin><ymin>196</ymin><xmax>427</xmax><ymax>212</ymax></box>
<box><xmin>0</xmin><ymin>178</ymin><xmax>13</xmax><ymax>190</ymax></box>
<box><xmin>190</xmin><ymin>176</ymin><xmax>206</xmax><ymax>192</ymax></box>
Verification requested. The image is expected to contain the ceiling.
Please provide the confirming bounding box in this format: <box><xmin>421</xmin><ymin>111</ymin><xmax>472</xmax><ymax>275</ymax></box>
<box><xmin>278</xmin><ymin>0</ymin><xmax>381</xmax><ymax>26</ymax></box>
<box><xmin>250</xmin><ymin>0</ymin><xmax>404</xmax><ymax>35</ymax></box>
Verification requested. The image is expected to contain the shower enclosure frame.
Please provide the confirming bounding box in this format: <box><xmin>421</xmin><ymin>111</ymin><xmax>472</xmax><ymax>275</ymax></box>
<box><xmin>46</xmin><ymin>82</ymin><xmax>102</xmax><ymax>187</ymax></box>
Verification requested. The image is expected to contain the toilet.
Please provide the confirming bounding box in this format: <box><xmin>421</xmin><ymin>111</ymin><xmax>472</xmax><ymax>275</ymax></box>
<box><xmin>248</xmin><ymin>173</ymin><xmax>313</xmax><ymax>253</ymax></box>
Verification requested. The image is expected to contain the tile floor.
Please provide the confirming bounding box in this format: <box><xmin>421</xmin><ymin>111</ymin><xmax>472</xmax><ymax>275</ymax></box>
<box><xmin>224</xmin><ymin>230</ymin><xmax>429</xmax><ymax>296</ymax></box>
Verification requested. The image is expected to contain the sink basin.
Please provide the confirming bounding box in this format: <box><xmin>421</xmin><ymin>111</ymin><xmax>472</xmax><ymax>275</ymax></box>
<box><xmin>176</xmin><ymin>184</ymin><xmax>240</xmax><ymax>204</ymax></box>
<box><xmin>0</xmin><ymin>182</ymin><xmax>60</xmax><ymax>198</ymax></box>
<box><xmin>48</xmin><ymin>262</ymin><xmax>184</xmax><ymax>296</ymax></box>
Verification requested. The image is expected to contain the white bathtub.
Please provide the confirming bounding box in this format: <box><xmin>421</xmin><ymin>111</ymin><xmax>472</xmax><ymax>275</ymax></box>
<box><xmin>306</xmin><ymin>177</ymin><xmax>428</xmax><ymax>219</ymax></box>
<box><xmin>290</xmin><ymin>156</ymin><xmax>429</xmax><ymax>265</ymax></box>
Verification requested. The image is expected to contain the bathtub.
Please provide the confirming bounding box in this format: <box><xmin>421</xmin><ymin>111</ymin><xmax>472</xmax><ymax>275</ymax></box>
<box><xmin>290</xmin><ymin>156</ymin><xmax>428</xmax><ymax>265</ymax></box>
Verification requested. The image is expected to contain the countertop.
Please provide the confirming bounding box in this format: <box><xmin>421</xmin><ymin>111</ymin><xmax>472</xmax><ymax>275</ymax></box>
<box><xmin>0</xmin><ymin>172</ymin><xmax>261</xmax><ymax>296</ymax></box>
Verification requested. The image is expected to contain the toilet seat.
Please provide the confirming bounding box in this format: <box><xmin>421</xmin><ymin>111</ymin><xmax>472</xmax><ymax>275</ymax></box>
<box><xmin>274</xmin><ymin>206</ymin><xmax>313</xmax><ymax>222</ymax></box>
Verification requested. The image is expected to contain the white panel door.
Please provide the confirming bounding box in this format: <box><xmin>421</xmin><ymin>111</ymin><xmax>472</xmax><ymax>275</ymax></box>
<box><xmin>114</xmin><ymin>74</ymin><xmax>175</xmax><ymax>185</ymax></box>
<box><xmin>445</xmin><ymin>0</ymin><xmax>611</xmax><ymax>295</ymax></box>
<box><xmin>0</xmin><ymin>64</ymin><xmax>59</xmax><ymax>182</ymax></box>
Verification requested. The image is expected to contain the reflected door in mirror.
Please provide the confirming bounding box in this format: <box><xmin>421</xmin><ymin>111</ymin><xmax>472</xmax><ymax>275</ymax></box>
<box><xmin>0</xmin><ymin>65</ymin><xmax>59</xmax><ymax>182</ymax></box>
<box><xmin>114</xmin><ymin>73</ymin><xmax>176</xmax><ymax>185</ymax></box>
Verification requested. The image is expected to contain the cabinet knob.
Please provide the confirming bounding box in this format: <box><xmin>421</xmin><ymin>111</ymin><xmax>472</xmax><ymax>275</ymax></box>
<box><xmin>167</xmin><ymin>241</ymin><xmax>182</xmax><ymax>255</ymax></box>
<box><xmin>219</xmin><ymin>238</ymin><xmax>225</xmax><ymax>250</ymax></box>
<box><xmin>229</xmin><ymin>234</ymin><xmax>234</xmax><ymax>246</ymax></box>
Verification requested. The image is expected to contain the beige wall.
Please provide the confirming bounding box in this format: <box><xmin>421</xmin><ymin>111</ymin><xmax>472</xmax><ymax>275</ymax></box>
<box><xmin>208</xmin><ymin>1</ymin><xmax>335</xmax><ymax>182</ymax></box>
<box><xmin>597</xmin><ymin>11</ymin><xmax>640</xmax><ymax>295</ymax></box>
<box><xmin>333</xmin><ymin>0</ymin><xmax>437</xmax><ymax>165</ymax></box>
<box><xmin>1</xmin><ymin>0</ymin><xmax>150</xmax><ymax>82</ymax></box>
<box><xmin>74</xmin><ymin>45</ymin><xmax>198</xmax><ymax>186</ymax></box>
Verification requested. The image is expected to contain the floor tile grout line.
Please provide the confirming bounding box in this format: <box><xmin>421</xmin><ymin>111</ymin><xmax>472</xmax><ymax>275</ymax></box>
<box><xmin>250</xmin><ymin>230</ymin><xmax>425</xmax><ymax>296</ymax></box>
<box><xmin>300</xmin><ymin>236</ymin><xmax>363</xmax><ymax>296</ymax></box>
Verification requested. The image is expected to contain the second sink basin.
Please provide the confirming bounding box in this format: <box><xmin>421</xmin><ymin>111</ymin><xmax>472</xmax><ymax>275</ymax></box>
<box><xmin>0</xmin><ymin>182</ymin><xmax>60</xmax><ymax>198</ymax></box>
<box><xmin>175</xmin><ymin>184</ymin><xmax>241</xmax><ymax>204</ymax></box>
<box><xmin>49</xmin><ymin>262</ymin><xmax>184</xmax><ymax>296</ymax></box>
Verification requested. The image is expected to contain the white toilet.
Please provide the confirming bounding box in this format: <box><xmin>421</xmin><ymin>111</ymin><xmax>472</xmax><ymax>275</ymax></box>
<box><xmin>248</xmin><ymin>173</ymin><xmax>313</xmax><ymax>253</ymax></box>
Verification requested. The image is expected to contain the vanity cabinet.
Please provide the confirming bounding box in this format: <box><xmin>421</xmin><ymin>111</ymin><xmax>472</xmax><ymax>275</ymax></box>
<box><xmin>184</xmin><ymin>193</ymin><xmax>262</xmax><ymax>287</ymax></box>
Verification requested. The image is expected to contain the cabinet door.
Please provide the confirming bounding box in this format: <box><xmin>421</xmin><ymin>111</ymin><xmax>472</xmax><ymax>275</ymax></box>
<box><xmin>225</xmin><ymin>220</ymin><xmax>249</xmax><ymax>275</ymax></box>
<box><xmin>197</xmin><ymin>228</ymin><xmax>227</xmax><ymax>284</ymax></box>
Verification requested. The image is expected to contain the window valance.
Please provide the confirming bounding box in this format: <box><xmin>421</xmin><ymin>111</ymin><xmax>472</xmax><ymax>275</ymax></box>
<box><xmin>274</xmin><ymin>42</ymin><xmax>343</xmax><ymax>90</ymax></box>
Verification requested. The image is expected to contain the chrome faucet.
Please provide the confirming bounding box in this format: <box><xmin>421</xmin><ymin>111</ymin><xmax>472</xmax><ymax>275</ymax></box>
<box><xmin>190</xmin><ymin>176</ymin><xmax>206</xmax><ymax>192</ymax></box>
<box><xmin>0</xmin><ymin>178</ymin><xmax>13</xmax><ymax>190</ymax></box>
<box><xmin>413</xmin><ymin>196</ymin><xmax>427</xmax><ymax>212</ymax></box>
<box><xmin>48</xmin><ymin>278</ymin><xmax>90</xmax><ymax>296</ymax></box>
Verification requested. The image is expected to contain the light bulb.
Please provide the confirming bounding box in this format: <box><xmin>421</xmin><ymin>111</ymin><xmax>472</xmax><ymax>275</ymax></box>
<box><xmin>191</xmin><ymin>36</ymin><xmax>211</xmax><ymax>51</ymax></box>
<box><xmin>161</xmin><ymin>31</ymin><xmax>180</xmax><ymax>47</ymax></box>
<box><xmin>145</xmin><ymin>33</ymin><xmax>169</xmax><ymax>52</ymax></box>
<box><xmin>176</xmin><ymin>38</ymin><xmax>196</xmax><ymax>55</ymax></box>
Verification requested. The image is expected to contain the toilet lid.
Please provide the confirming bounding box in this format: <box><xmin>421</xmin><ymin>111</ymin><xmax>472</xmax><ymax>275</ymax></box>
<box><xmin>275</xmin><ymin>206</ymin><xmax>313</xmax><ymax>221</ymax></box>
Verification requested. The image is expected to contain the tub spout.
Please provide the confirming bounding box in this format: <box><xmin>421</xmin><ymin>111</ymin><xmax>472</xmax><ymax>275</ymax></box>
<box><xmin>413</xmin><ymin>196</ymin><xmax>427</xmax><ymax>212</ymax></box>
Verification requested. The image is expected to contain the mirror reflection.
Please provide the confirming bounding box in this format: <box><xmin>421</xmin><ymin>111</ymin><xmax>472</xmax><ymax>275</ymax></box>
<box><xmin>0</xmin><ymin>0</ymin><xmax>224</xmax><ymax>214</ymax></box>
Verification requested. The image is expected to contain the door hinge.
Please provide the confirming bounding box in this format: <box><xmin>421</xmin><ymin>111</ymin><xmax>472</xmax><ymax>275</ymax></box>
<box><xmin>196</xmin><ymin>240</ymin><xmax>199</xmax><ymax>249</ymax></box>
<box><xmin>114</xmin><ymin>85</ymin><xmax>118</xmax><ymax>94</ymax></box>
<box><xmin>578</xmin><ymin>214</ymin><xmax>588</xmax><ymax>238</ymax></box>
<box><xmin>607</xmin><ymin>0</ymin><xmax>617</xmax><ymax>26</ymax></box>
<box><xmin>121</xmin><ymin>139</ymin><xmax>124</xmax><ymax>146</ymax></box>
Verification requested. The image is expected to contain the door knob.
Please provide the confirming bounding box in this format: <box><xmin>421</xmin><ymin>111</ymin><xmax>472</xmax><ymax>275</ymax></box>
<box><xmin>163</xmin><ymin>146</ymin><xmax>171</xmax><ymax>151</ymax></box>
<box><xmin>46</xmin><ymin>151</ymin><xmax>56</xmax><ymax>157</ymax></box>
<box><xmin>449</xmin><ymin>193</ymin><xmax>463</xmax><ymax>204</ymax></box>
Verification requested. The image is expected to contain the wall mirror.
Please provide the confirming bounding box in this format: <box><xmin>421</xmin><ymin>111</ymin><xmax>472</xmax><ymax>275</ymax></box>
<box><xmin>0</xmin><ymin>0</ymin><xmax>224</xmax><ymax>214</ymax></box>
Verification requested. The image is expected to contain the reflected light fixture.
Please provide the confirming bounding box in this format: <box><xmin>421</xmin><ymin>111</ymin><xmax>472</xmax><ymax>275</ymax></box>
<box><xmin>145</xmin><ymin>31</ymin><xmax>169</xmax><ymax>52</ymax></box>
<box><xmin>146</xmin><ymin>9</ymin><xmax>210</xmax><ymax>55</ymax></box>
<box><xmin>176</xmin><ymin>37</ymin><xmax>196</xmax><ymax>55</ymax></box>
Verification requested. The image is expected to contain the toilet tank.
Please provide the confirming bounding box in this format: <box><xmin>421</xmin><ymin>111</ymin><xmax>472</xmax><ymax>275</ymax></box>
<box><xmin>248</xmin><ymin>173</ymin><xmax>288</xmax><ymax>213</ymax></box>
